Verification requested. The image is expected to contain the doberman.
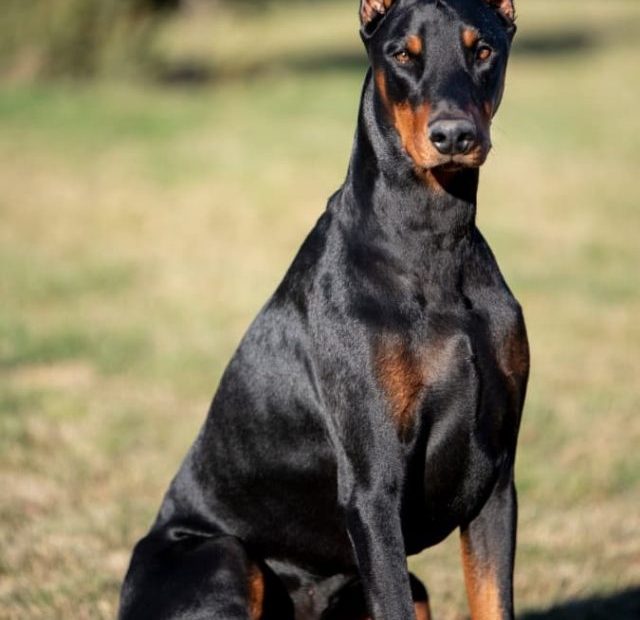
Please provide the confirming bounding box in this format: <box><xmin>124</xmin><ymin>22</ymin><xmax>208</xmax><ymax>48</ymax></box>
<box><xmin>119</xmin><ymin>0</ymin><xmax>528</xmax><ymax>618</ymax></box>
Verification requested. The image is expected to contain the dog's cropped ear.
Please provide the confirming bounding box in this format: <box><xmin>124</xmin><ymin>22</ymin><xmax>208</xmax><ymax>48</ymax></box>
<box><xmin>360</xmin><ymin>0</ymin><xmax>395</xmax><ymax>40</ymax></box>
<box><xmin>484</xmin><ymin>0</ymin><xmax>516</xmax><ymax>32</ymax></box>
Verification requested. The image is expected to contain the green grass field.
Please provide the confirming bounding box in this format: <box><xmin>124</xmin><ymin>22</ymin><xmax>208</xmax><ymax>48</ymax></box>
<box><xmin>1</xmin><ymin>1</ymin><xmax>639</xmax><ymax>618</ymax></box>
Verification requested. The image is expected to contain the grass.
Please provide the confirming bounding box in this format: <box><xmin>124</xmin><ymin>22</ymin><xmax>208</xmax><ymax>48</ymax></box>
<box><xmin>0</xmin><ymin>1</ymin><xmax>639</xmax><ymax>618</ymax></box>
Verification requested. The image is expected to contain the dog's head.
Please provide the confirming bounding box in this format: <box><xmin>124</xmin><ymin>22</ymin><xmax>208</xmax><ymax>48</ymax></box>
<box><xmin>360</xmin><ymin>0</ymin><xmax>515</xmax><ymax>174</ymax></box>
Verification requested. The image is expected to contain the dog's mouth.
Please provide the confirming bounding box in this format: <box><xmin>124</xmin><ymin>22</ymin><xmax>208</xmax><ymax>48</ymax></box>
<box><xmin>429</xmin><ymin>146</ymin><xmax>491</xmax><ymax>171</ymax></box>
<box><xmin>413</xmin><ymin>154</ymin><xmax>487</xmax><ymax>180</ymax></box>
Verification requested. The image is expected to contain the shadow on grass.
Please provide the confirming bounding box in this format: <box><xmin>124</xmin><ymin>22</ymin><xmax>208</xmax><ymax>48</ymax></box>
<box><xmin>519</xmin><ymin>587</ymin><xmax>640</xmax><ymax>620</ymax></box>
<box><xmin>512</xmin><ymin>30</ymin><xmax>596</xmax><ymax>56</ymax></box>
<box><xmin>156</xmin><ymin>23</ymin><xmax>616</xmax><ymax>87</ymax></box>
<box><xmin>158</xmin><ymin>50</ymin><xmax>368</xmax><ymax>86</ymax></box>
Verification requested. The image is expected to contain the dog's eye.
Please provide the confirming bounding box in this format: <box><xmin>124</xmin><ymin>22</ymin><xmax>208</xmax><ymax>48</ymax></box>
<box><xmin>476</xmin><ymin>44</ymin><xmax>493</xmax><ymax>63</ymax></box>
<box><xmin>393</xmin><ymin>50</ymin><xmax>411</xmax><ymax>65</ymax></box>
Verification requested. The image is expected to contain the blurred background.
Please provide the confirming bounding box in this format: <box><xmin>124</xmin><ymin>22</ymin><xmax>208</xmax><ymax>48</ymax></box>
<box><xmin>1</xmin><ymin>0</ymin><xmax>639</xmax><ymax>618</ymax></box>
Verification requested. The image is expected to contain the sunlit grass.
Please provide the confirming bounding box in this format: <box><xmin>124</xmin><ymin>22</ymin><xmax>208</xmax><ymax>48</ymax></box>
<box><xmin>0</xmin><ymin>1</ymin><xmax>639</xmax><ymax>618</ymax></box>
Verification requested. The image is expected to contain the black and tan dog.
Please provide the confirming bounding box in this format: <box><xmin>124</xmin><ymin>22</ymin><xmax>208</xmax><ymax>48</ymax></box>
<box><xmin>119</xmin><ymin>0</ymin><xmax>528</xmax><ymax>618</ymax></box>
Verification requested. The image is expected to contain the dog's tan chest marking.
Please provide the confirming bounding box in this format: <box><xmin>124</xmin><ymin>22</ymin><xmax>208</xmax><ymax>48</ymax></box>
<box><xmin>374</xmin><ymin>336</ymin><xmax>459</xmax><ymax>437</ymax></box>
<box><xmin>375</xmin><ymin>323</ymin><xmax>525</xmax><ymax>438</ymax></box>
<box><xmin>499</xmin><ymin>331</ymin><xmax>529</xmax><ymax>380</ymax></box>
<box><xmin>495</xmin><ymin>321</ymin><xmax>530</xmax><ymax>411</ymax></box>
<box><xmin>375</xmin><ymin>340</ymin><xmax>423</xmax><ymax>436</ymax></box>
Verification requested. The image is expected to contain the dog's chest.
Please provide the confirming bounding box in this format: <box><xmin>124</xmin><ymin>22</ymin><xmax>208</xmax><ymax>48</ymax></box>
<box><xmin>376</xmin><ymin>297</ymin><xmax>528</xmax><ymax>538</ymax></box>
<box><xmin>376</xmin><ymin>299</ymin><xmax>527</xmax><ymax>435</ymax></box>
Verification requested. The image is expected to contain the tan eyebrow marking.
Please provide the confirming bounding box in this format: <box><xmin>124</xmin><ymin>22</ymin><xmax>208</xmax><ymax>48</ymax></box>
<box><xmin>462</xmin><ymin>27</ymin><xmax>480</xmax><ymax>49</ymax></box>
<box><xmin>406</xmin><ymin>34</ymin><xmax>423</xmax><ymax>55</ymax></box>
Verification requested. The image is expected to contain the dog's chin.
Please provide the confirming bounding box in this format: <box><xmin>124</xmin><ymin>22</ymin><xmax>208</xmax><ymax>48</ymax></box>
<box><xmin>433</xmin><ymin>152</ymin><xmax>489</xmax><ymax>172</ymax></box>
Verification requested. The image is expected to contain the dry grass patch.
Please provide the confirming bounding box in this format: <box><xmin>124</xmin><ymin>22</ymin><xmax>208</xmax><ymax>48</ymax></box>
<box><xmin>1</xmin><ymin>1</ymin><xmax>639</xmax><ymax>618</ymax></box>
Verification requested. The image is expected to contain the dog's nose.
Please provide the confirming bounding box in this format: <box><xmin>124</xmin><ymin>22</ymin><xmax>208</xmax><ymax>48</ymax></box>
<box><xmin>428</xmin><ymin>119</ymin><xmax>477</xmax><ymax>155</ymax></box>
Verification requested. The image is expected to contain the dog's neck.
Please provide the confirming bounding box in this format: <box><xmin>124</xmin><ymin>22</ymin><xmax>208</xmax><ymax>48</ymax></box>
<box><xmin>339</xmin><ymin>70</ymin><xmax>479</xmax><ymax>247</ymax></box>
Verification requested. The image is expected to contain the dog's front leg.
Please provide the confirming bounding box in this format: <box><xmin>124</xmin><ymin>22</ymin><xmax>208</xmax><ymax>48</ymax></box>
<box><xmin>335</xmin><ymin>443</ymin><xmax>416</xmax><ymax>620</ymax></box>
<box><xmin>459</xmin><ymin>467</ymin><xmax>518</xmax><ymax>620</ymax></box>
<box><xmin>345</xmin><ymin>486</ymin><xmax>416</xmax><ymax>620</ymax></box>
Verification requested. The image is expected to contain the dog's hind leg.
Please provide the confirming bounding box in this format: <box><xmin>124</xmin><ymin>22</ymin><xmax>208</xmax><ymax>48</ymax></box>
<box><xmin>119</xmin><ymin>528</ymin><xmax>294</xmax><ymax>620</ymax></box>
